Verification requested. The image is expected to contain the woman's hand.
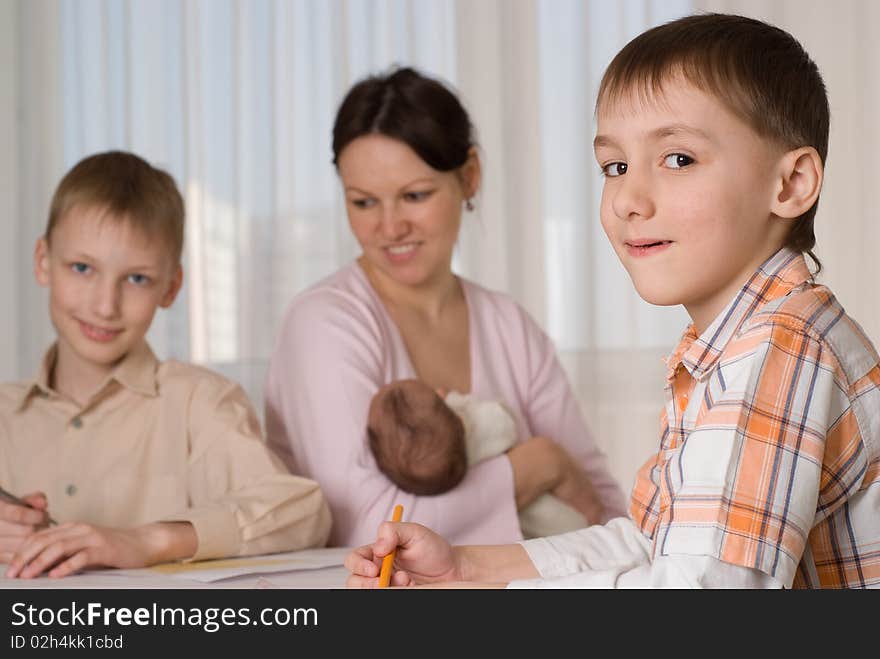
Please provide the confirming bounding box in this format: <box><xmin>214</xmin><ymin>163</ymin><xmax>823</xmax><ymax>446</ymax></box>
<box><xmin>552</xmin><ymin>462</ymin><xmax>605</xmax><ymax>525</ymax></box>
<box><xmin>4</xmin><ymin>521</ymin><xmax>197</xmax><ymax>579</ymax></box>
<box><xmin>345</xmin><ymin>521</ymin><xmax>459</xmax><ymax>588</ymax></box>
<box><xmin>508</xmin><ymin>436</ymin><xmax>604</xmax><ymax>524</ymax></box>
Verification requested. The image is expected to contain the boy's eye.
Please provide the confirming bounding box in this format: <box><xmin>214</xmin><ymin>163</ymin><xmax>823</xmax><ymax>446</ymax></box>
<box><xmin>71</xmin><ymin>262</ymin><xmax>90</xmax><ymax>275</ymax></box>
<box><xmin>127</xmin><ymin>274</ymin><xmax>151</xmax><ymax>286</ymax></box>
<box><xmin>350</xmin><ymin>198</ymin><xmax>375</xmax><ymax>210</ymax></box>
<box><xmin>601</xmin><ymin>162</ymin><xmax>627</xmax><ymax>177</ymax></box>
<box><xmin>403</xmin><ymin>190</ymin><xmax>432</xmax><ymax>202</ymax></box>
<box><xmin>664</xmin><ymin>153</ymin><xmax>694</xmax><ymax>169</ymax></box>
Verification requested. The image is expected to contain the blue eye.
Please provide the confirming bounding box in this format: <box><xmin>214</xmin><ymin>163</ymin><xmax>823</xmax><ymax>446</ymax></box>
<box><xmin>127</xmin><ymin>274</ymin><xmax>150</xmax><ymax>286</ymax></box>
<box><xmin>71</xmin><ymin>263</ymin><xmax>90</xmax><ymax>275</ymax></box>
<box><xmin>350</xmin><ymin>198</ymin><xmax>375</xmax><ymax>210</ymax></box>
<box><xmin>601</xmin><ymin>162</ymin><xmax>627</xmax><ymax>177</ymax></box>
<box><xmin>664</xmin><ymin>153</ymin><xmax>694</xmax><ymax>169</ymax></box>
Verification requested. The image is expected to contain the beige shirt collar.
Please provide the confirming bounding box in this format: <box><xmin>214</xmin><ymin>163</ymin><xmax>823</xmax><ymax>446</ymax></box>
<box><xmin>15</xmin><ymin>341</ymin><xmax>160</xmax><ymax>411</ymax></box>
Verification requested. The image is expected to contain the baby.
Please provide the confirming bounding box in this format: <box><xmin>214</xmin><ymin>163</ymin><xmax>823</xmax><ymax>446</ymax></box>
<box><xmin>367</xmin><ymin>379</ymin><xmax>587</xmax><ymax>538</ymax></box>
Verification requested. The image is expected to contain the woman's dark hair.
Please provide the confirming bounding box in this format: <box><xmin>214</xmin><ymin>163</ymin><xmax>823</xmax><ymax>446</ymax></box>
<box><xmin>332</xmin><ymin>66</ymin><xmax>475</xmax><ymax>172</ymax></box>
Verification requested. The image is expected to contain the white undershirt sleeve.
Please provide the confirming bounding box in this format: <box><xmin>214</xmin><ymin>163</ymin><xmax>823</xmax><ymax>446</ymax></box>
<box><xmin>507</xmin><ymin>517</ymin><xmax>783</xmax><ymax>588</ymax></box>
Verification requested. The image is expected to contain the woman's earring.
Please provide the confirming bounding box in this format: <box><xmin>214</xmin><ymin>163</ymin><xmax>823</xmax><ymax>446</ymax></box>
<box><xmin>465</xmin><ymin>198</ymin><xmax>474</xmax><ymax>211</ymax></box>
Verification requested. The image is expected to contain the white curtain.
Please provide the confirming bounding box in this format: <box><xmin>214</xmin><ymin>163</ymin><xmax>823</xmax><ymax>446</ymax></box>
<box><xmin>4</xmin><ymin>0</ymin><xmax>877</xmax><ymax>493</ymax></box>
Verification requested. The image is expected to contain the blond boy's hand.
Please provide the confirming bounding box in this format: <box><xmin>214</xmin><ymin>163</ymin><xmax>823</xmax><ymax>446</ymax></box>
<box><xmin>4</xmin><ymin>521</ymin><xmax>197</xmax><ymax>579</ymax></box>
<box><xmin>0</xmin><ymin>492</ymin><xmax>51</xmax><ymax>564</ymax></box>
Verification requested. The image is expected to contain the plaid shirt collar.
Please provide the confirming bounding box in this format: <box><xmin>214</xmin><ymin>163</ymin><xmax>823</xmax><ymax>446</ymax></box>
<box><xmin>664</xmin><ymin>247</ymin><xmax>812</xmax><ymax>383</ymax></box>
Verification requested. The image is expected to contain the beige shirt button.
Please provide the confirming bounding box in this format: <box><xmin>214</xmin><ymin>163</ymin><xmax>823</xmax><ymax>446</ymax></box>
<box><xmin>71</xmin><ymin>417</ymin><xmax>83</xmax><ymax>428</ymax></box>
<box><xmin>66</xmin><ymin>484</ymin><xmax>77</xmax><ymax>496</ymax></box>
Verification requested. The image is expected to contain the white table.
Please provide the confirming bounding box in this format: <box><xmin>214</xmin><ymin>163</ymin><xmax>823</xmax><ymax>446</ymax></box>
<box><xmin>0</xmin><ymin>547</ymin><xmax>351</xmax><ymax>589</ymax></box>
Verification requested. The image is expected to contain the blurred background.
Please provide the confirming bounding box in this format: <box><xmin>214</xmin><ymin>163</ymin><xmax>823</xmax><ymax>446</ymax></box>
<box><xmin>1</xmin><ymin>0</ymin><xmax>877</xmax><ymax>494</ymax></box>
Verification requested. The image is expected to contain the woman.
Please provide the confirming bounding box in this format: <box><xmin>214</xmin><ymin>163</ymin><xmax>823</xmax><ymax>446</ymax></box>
<box><xmin>265</xmin><ymin>67</ymin><xmax>625</xmax><ymax>547</ymax></box>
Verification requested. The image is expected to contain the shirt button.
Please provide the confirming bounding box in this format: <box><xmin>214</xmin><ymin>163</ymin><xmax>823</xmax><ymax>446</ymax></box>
<box><xmin>71</xmin><ymin>417</ymin><xmax>83</xmax><ymax>428</ymax></box>
<box><xmin>66</xmin><ymin>484</ymin><xmax>77</xmax><ymax>496</ymax></box>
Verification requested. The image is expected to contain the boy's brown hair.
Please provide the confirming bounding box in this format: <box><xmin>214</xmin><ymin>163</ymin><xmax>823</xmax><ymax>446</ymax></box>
<box><xmin>45</xmin><ymin>150</ymin><xmax>185</xmax><ymax>265</ymax></box>
<box><xmin>597</xmin><ymin>13</ymin><xmax>829</xmax><ymax>272</ymax></box>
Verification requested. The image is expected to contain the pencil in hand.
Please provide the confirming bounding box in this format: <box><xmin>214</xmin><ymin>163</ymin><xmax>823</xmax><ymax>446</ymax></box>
<box><xmin>377</xmin><ymin>504</ymin><xmax>404</xmax><ymax>588</ymax></box>
<box><xmin>0</xmin><ymin>486</ymin><xmax>58</xmax><ymax>526</ymax></box>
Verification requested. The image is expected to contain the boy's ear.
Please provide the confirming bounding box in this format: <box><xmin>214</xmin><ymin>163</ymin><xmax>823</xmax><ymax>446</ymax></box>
<box><xmin>159</xmin><ymin>264</ymin><xmax>184</xmax><ymax>309</ymax></box>
<box><xmin>770</xmin><ymin>146</ymin><xmax>823</xmax><ymax>220</ymax></box>
<box><xmin>458</xmin><ymin>146</ymin><xmax>482</xmax><ymax>201</ymax></box>
<box><xmin>33</xmin><ymin>237</ymin><xmax>50</xmax><ymax>288</ymax></box>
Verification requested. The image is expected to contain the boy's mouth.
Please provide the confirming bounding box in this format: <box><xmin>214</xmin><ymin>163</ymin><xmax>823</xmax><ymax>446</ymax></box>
<box><xmin>78</xmin><ymin>320</ymin><xmax>123</xmax><ymax>343</ymax></box>
<box><xmin>624</xmin><ymin>239</ymin><xmax>673</xmax><ymax>257</ymax></box>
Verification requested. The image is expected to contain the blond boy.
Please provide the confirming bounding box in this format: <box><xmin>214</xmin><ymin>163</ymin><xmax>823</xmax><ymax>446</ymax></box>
<box><xmin>0</xmin><ymin>151</ymin><xmax>330</xmax><ymax>578</ymax></box>
<box><xmin>345</xmin><ymin>13</ymin><xmax>880</xmax><ymax>589</ymax></box>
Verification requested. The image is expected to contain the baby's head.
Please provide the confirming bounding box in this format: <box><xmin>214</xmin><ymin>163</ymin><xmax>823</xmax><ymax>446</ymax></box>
<box><xmin>367</xmin><ymin>379</ymin><xmax>467</xmax><ymax>496</ymax></box>
<box><xmin>593</xmin><ymin>14</ymin><xmax>830</xmax><ymax>329</ymax></box>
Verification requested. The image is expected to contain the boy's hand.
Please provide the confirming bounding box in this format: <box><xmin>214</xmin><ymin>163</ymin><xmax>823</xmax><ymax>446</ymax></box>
<box><xmin>345</xmin><ymin>521</ymin><xmax>458</xmax><ymax>588</ymax></box>
<box><xmin>0</xmin><ymin>492</ymin><xmax>51</xmax><ymax>563</ymax></box>
<box><xmin>4</xmin><ymin>521</ymin><xmax>197</xmax><ymax>579</ymax></box>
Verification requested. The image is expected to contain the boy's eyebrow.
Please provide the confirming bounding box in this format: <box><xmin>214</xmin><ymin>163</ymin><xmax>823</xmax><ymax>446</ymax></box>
<box><xmin>67</xmin><ymin>252</ymin><xmax>162</xmax><ymax>273</ymax></box>
<box><xmin>650</xmin><ymin>124</ymin><xmax>714</xmax><ymax>142</ymax></box>
<box><xmin>592</xmin><ymin>135</ymin><xmax>618</xmax><ymax>151</ymax></box>
<box><xmin>594</xmin><ymin>124</ymin><xmax>714</xmax><ymax>151</ymax></box>
<box><xmin>122</xmin><ymin>265</ymin><xmax>163</xmax><ymax>274</ymax></box>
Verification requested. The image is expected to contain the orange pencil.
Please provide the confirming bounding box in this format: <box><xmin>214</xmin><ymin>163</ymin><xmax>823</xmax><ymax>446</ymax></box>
<box><xmin>377</xmin><ymin>504</ymin><xmax>404</xmax><ymax>588</ymax></box>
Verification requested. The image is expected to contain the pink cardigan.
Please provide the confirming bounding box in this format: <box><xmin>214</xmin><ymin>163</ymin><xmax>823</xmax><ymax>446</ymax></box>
<box><xmin>265</xmin><ymin>262</ymin><xmax>626</xmax><ymax>547</ymax></box>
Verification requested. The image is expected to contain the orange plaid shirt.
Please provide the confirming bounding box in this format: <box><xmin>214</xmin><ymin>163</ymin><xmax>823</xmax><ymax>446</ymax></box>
<box><xmin>630</xmin><ymin>248</ymin><xmax>880</xmax><ymax>588</ymax></box>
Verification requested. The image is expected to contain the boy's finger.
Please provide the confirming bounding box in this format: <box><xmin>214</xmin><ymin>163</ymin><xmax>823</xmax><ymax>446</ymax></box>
<box><xmin>18</xmin><ymin>536</ymin><xmax>81</xmax><ymax>579</ymax></box>
<box><xmin>373</xmin><ymin>522</ymin><xmax>402</xmax><ymax>555</ymax></box>
<box><xmin>0</xmin><ymin>500</ymin><xmax>46</xmax><ymax>526</ymax></box>
<box><xmin>391</xmin><ymin>570</ymin><xmax>412</xmax><ymax>587</ymax></box>
<box><xmin>48</xmin><ymin>550</ymin><xmax>89</xmax><ymax>579</ymax></box>
<box><xmin>22</xmin><ymin>493</ymin><xmax>48</xmax><ymax>510</ymax></box>
<box><xmin>345</xmin><ymin>574</ymin><xmax>379</xmax><ymax>589</ymax></box>
<box><xmin>343</xmin><ymin>547</ymin><xmax>380</xmax><ymax>577</ymax></box>
<box><xmin>375</xmin><ymin>520</ymin><xmax>424</xmax><ymax>554</ymax></box>
<box><xmin>0</xmin><ymin>520</ymin><xmax>37</xmax><ymax>537</ymax></box>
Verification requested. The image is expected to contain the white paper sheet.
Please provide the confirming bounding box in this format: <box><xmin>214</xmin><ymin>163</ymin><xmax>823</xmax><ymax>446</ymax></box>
<box><xmin>87</xmin><ymin>547</ymin><xmax>350</xmax><ymax>583</ymax></box>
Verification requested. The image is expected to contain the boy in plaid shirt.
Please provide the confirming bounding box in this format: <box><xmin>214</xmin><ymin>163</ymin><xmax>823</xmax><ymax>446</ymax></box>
<box><xmin>345</xmin><ymin>13</ymin><xmax>880</xmax><ymax>588</ymax></box>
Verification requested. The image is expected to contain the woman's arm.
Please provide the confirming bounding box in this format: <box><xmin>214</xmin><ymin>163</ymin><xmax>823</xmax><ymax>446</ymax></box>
<box><xmin>516</xmin><ymin>306</ymin><xmax>628</xmax><ymax>521</ymax></box>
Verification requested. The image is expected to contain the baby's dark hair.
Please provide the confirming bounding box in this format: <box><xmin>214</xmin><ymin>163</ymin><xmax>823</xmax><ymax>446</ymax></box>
<box><xmin>597</xmin><ymin>13</ymin><xmax>829</xmax><ymax>273</ymax></box>
<box><xmin>332</xmin><ymin>66</ymin><xmax>475</xmax><ymax>172</ymax></box>
<box><xmin>367</xmin><ymin>382</ymin><xmax>467</xmax><ymax>496</ymax></box>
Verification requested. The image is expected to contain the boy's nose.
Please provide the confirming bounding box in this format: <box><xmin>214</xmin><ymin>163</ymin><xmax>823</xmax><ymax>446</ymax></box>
<box><xmin>91</xmin><ymin>279</ymin><xmax>122</xmax><ymax>319</ymax></box>
<box><xmin>611</xmin><ymin>169</ymin><xmax>655</xmax><ymax>220</ymax></box>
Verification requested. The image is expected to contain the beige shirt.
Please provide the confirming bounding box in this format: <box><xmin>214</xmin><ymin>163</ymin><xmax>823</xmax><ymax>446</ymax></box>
<box><xmin>0</xmin><ymin>342</ymin><xmax>331</xmax><ymax>561</ymax></box>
